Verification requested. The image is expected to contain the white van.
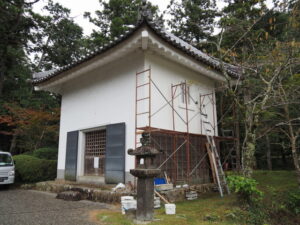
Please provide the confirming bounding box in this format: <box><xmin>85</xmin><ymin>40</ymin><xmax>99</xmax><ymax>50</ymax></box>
<box><xmin>0</xmin><ymin>151</ymin><xmax>15</xmax><ymax>185</ymax></box>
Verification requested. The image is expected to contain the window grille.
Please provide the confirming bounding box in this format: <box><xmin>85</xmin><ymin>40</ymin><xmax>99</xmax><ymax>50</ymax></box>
<box><xmin>84</xmin><ymin>129</ymin><xmax>106</xmax><ymax>176</ymax></box>
<box><xmin>85</xmin><ymin>130</ymin><xmax>106</xmax><ymax>156</ymax></box>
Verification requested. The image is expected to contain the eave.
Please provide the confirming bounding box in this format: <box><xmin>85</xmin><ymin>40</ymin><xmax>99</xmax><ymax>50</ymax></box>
<box><xmin>33</xmin><ymin>19</ymin><xmax>241</xmax><ymax>93</ymax></box>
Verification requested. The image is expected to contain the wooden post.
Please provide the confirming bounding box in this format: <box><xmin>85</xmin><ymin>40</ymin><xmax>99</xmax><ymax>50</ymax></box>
<box><xmin>206</xmin><ymin>143</ymin><xmax>217</xmax><ymax>184</ymax></box>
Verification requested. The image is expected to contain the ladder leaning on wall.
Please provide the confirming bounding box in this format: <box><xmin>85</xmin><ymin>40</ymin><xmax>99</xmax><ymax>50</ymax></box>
<box><xmin>200</xmin><ymin>104</ymin><xmax>230</xmax><ymax>197</ymax></box>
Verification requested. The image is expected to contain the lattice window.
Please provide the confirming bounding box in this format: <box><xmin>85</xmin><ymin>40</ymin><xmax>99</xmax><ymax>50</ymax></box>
<box><xmin>84</xmin><ymin>129</ymin><xmax>106</xmax><ymax>176</ymax></box>
<box><xmin>85</xmin><ymin>130</ymin><xmax>106</xmax><ymax>157</ymax></box>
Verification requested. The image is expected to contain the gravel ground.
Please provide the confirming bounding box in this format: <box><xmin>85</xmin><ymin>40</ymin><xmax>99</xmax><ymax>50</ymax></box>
<box><xmin>0</xmin><ymin>188</ymin><xmax>111</xmax><ymax>225</ymax></box>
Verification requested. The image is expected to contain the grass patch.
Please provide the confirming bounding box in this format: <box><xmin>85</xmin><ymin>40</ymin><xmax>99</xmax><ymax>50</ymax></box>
<box><xmin>97</xmin><ymin>195</ymin><xmax>243</xmax><ymax>225</ymax></box>
<box><xmin>96</xmin><ymin>170</ymin><xmax>299</xmax><ymax>225</ymax></box>
<box><xmin>97</xmin><ymin>210</ymin><xmax>133</xmax><ymax>225</ymax></box>
<box><xmin>253</xmin><ymin>170</ymin><xmax>298</xmax><ymax>192</ymax></box>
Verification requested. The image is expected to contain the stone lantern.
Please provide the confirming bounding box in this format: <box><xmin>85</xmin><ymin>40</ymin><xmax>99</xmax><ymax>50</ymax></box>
<box><xmin>128</xmin><ymin>132</ymin><xmax>161</xmax><ymax>221</ymax></box>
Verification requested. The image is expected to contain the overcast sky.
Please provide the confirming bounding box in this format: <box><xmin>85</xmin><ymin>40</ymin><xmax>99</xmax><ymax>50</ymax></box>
<box><xmin>33</xmin><ymin>0</ymin><xmax>171</xmax><ymax>35</ymax></box>
<box><xmin>33</xmin><ymin>0</ymin><xmax>272</xmax><ymax>35</ymax></box>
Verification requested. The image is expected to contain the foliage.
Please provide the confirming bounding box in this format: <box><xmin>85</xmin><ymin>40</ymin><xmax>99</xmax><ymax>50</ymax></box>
<box><xmin>266</xmin><ymin>1</ymin><xmax>300</xmax><ymax>186</ymax></box>
<box><xmin>247</xmin><ymin>204</ymin><xmax>267</xmax><ymax>225</ymax></box>
<box><xmin>286</xmin><ymin>189</ymin><xmax>300</xmax><ymax>214</ymax></box>
<box><xmin>220</xmin><ymin>0</ymin><xmax>268</xmax><ymax>56</ymax></box>
<box><xmin>215</xmin><ymin>0</ymin><xmax>300</xmax><ymax>181</ymax></box>
<box><xmin>217</xmin><ymin>0</ymin><xmax>275</xmax><ymax>178</ymax></box>
<box><xmin>13</xmin><ymin>154</ymin><xmax>57</xmax><ymax>183</ymax></box>
<box><xmin>227</xmin><ymin>175</ymin><xmax>263</xmax><ymax>203</ymax></box>
<box><xmin>0</xmin><ymin>0</ymin><xmax>80</xmax><ymax>154</ymax></box>
<box><xmin>0</xmin><ymin>0</ymin><xmax>36</xmax><ymax>96</ymax></box>
<box><xmin>84</xmin><ymin>0</ymin><xmax>160</xmax><ymax>48</ymax></box>
<box><xmin>228</xmin><ymin>176</ymin><xmax>265</xmax><ymax>225</ymax></box>
<box><xmin>224</xmin><ymin>208</ymin><xmax>248</xmax><ymax>223</ymax></box>
<box><xmin>31</xmin><ymin>0</ymin><xmax>84</xmax><ymax>70</ymax></box>
<box><xmin>32</xmin><ymin>147</ymin><xmax>58</xmax><ymax>160</ymax></box>
<box><xmin>167</xmin><ymin>0</ymin><xmax>217</xmax><ymax>47</ymax></box>
<box><xmin>0</xmin><ymin>104</ymin><xmax>60</xmax><ymax>154</ymax></box>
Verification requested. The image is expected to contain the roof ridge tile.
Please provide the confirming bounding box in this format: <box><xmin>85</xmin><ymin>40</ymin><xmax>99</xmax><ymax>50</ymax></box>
<box><xmin>33</xmin><ymin>18</ymin><xmax>241</xmax><ymax>84</ymax></box>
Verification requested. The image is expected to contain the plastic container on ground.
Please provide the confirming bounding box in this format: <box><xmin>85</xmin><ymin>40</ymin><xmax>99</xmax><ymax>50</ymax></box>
<box><xmin>121</xmin><ymin>196</ymin><xmax>134</xmax><ymax>201</ymax></box>
<box><xmin>165</xmin><ymin>203</ymin><xmax>176</xmax><ymax>215</ymax></box>
<box><xmin>154</xmin><ymin>197</ymin><xmax>161</xmax><ymax>209</ymax></box>
<box><xmin>154</xmin><ymin>178</ymin><xmax>166</xmax><ymax>185</ymax></box>
<box><xmin>121</xmin><ymin>196</ymin><xmax>136</xmax><ymax>214</ymax></box>
<box><xmin>186</xmin><ymin>191</ymin><xmax>198</xmax><ymax>200</ymax></box>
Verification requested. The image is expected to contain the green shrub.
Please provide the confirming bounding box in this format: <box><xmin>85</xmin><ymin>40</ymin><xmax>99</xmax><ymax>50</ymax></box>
<box><xmin>227</xmin><ymin>175</ymin><xmax>266</xmax><ymax>224</ymax></box>
<box><xmin>247</xmin><ymin>203</ymin><xmax>267</xmax><ymax>225</ymax></box>
<box><xmin>286</xmin><ymin>189</ymin><xmax>300</xmax><ymax>214</ymax></box>
<box><xmin>32</xmin><ymin>147</ymin><xmax>58</xmax><ymax>160</ymax></box>
<box><xmin>227</xmin><ymin>175</ymin><xmax>263</xmax><ymax>203</ymax></box>
<box><xmin>13</xmin><ymin>155</ymin><xmax>57</xmax><ymax>183</ymax></box>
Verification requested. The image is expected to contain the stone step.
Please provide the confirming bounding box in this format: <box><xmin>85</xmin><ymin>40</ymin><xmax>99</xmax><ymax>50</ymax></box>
<box><xmin>56</xmin><ymin>191</ymin><xmax>82</xmax><ymax>201</ymax></box>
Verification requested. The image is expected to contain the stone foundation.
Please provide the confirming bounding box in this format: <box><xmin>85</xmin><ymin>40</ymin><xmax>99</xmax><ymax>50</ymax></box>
<box><xmin>57</xmin><ymin>191</ymin><xmax>82</xmax><ymax>201</ymax></box>
<box><xmin>33</xmin><ymin>181</ymin><xmax>132</xmax><ymax>204</ymax></box>
<box><xmin>26</xmin><ymin>181</ymin><xmax>215</xmax><ymax>204</ymax></box>
<box><xmin>158</xmin><ymin>183</ymin><xmax>216</xmax><ymax>203</ymax></box>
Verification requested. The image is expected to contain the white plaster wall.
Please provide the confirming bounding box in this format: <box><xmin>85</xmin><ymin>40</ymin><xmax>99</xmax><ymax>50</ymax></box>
<box><xmin>145</xmin><ymin>53</ymin><xmax>217</xmax><ymax>135</ymax></box>
<box><xmin>57</xmin><ymin>48</ymin><xmax>219</xmax><ymax>180</ymax></box>
<box><xmin>57</xmin><ymin>51</ymin><xmax>144</xmax><ymax>175</ymax></box>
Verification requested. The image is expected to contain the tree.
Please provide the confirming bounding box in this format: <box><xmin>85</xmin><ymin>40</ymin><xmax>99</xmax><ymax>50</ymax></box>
<box><xmin>167</xmin><ymin>0</ymin><xmax>217</xmax><ymax>46</ymax></box>
<box><xmin>276</xmin><ymin>72</ymin><xmax>300</xmax><ymax>186</ymax></box>
<box><xmin>215</xmin><ymin>0</ymin><xmax>269</xmax><ymax>177</ymax></box>
<box><xmin>84</xmin><ymin>0</ymin><xmax>160</xmax><ymax>48</ymax></box>
<box><xmin>0</xmin><ymin>0</ymin><xmax>38</xmax><ymax>96</ymax></box>
<box><xmin>0</xmin><ymin>103</ymin><xmax>60</xmax><ymax>154</ymax></box>
<box><xmin>214</xmin><ymin>0</ymin><xmax>299</xmax><ymax>177</ymax></box>
<box><xmin>271</xmin><ymin>1</ymin><xmax>300</xmax><ymax>185</ymax></box>
<box><xmin>215</xmin><ymin>0</ymin><xmax>300</xmax><ymax>180</ymax></box>
<box><xmin>0</xmin><ymin>0</ymin><xmax>83</xmax><ymax>153</ymax></box>
<box><xmin>220</xmin><ymin>0</ymin><xmax>268</xmax><ymax>48</ymax></box>
<box><xmin>31</xmin><ymin>0</ymin><xmax>84</xmax><ymax>70</ymax></box>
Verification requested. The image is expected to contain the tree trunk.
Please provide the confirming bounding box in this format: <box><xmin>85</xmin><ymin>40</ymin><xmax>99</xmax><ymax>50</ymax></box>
<box><xmin>242</xmin><ymin>132</ymin><xmax>256</xmax><ymax>177</ymax></box>
<box><xmin>291</xmin><ymin>137</ymin><xmax>300</xmax><ymax>187</ymax></box>
<box><xmin>266</xmin><ymin>135</ymin><xmax>272</xmax><ymax>170</ymax></box>
<box><xmin>9</xmin><ymin>134</ymin><xmax>17</xmax><ymax>155</ymax></box>
<box><xmin>0</xmin><ymin>59</ymin><xmax>5</xmax><ymax>97</ymax></box>
<box><xmin>281</xmin><ymin>148</ymin><xmax>287</xmax><ymax>168</ymax></box>
<box><xmin>34</xmin><ymin>128</ymin><xmax>46</xmax><ymax>151</ymax></box>
<box><xmin>36</xmin><ymin>36</ymin><xmax>51</xmax><ymax>70</ymax></box>
<box><xmin>234</xmin><ymin>106</ymin><xmax>241</xmax><ymax>171</ymax></box>
<box><xmin>0</xmin><ymin>73</ymin><xmax>4</xmax><ymax>97</ymax></box>
<box><xmin>282</xmin><ymin>100</ymin><xmax>300</xmax><ymax>187</ymax></box>
<box><xmin>242</xmin><ymin>90</ymin><xmax>257</xmax><ymax>177</ymax></box>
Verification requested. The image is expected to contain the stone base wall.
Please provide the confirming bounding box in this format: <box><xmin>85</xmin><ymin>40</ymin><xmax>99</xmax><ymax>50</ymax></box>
<box><xmin>32</xmin><ymin>181</ymin><xmax>132</xmax><ymax>204</ymax></box>
<box><xmin>26</xmin><ymin>181</ymin><xmax>216</xmax><ymax>204</ymax></box>
<box><xmin>160</xmin><ymin>183</ymin><xmax>215</xmax><ymax>203</ymax></box>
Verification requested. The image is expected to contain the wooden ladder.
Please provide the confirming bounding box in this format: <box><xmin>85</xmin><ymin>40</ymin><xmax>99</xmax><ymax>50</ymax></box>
<box><xmin>201</xmin><ymin>112</ymin><xmax>230</xmax><ymax>197</ymax></box>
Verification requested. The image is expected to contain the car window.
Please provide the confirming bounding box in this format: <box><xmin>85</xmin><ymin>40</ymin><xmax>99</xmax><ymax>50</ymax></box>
<box><xmin>0</xmin><ymin>154</ymin><xmax>13</xmax><ymax>166</ymax></box>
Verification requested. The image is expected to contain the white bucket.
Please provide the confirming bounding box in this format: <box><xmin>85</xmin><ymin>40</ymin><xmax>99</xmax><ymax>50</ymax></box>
<box><xmin>121</xmin><ymin>198</ymin><xmax>137</xmax><ymax>214</ymax></box>
<box><xmin>165</xmin><ymin>203</ymin><xmax>176</xmax><ymax>215</ymax></box>
<box><xmin>121</xmin><ymin>196</ymin><xmax>134</xmax><ymax>201</ymax></box>
<box><xmin>154</xmin><ymin>197</ymin><xmax>161</xmax><ymax>209</ymax></box>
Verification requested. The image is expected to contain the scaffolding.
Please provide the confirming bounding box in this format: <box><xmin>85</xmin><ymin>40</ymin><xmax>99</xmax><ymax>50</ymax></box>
<box><xmin>134</xmin><ymin>67</ymin><xmax>236</xmax><ymax>188</ymax></box>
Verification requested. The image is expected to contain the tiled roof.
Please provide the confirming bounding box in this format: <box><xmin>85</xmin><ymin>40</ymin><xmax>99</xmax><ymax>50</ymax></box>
<box><xmin>32</xmin><ymin>18</ymin><xmax>241</xmax><ymax>85</ymax></box>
